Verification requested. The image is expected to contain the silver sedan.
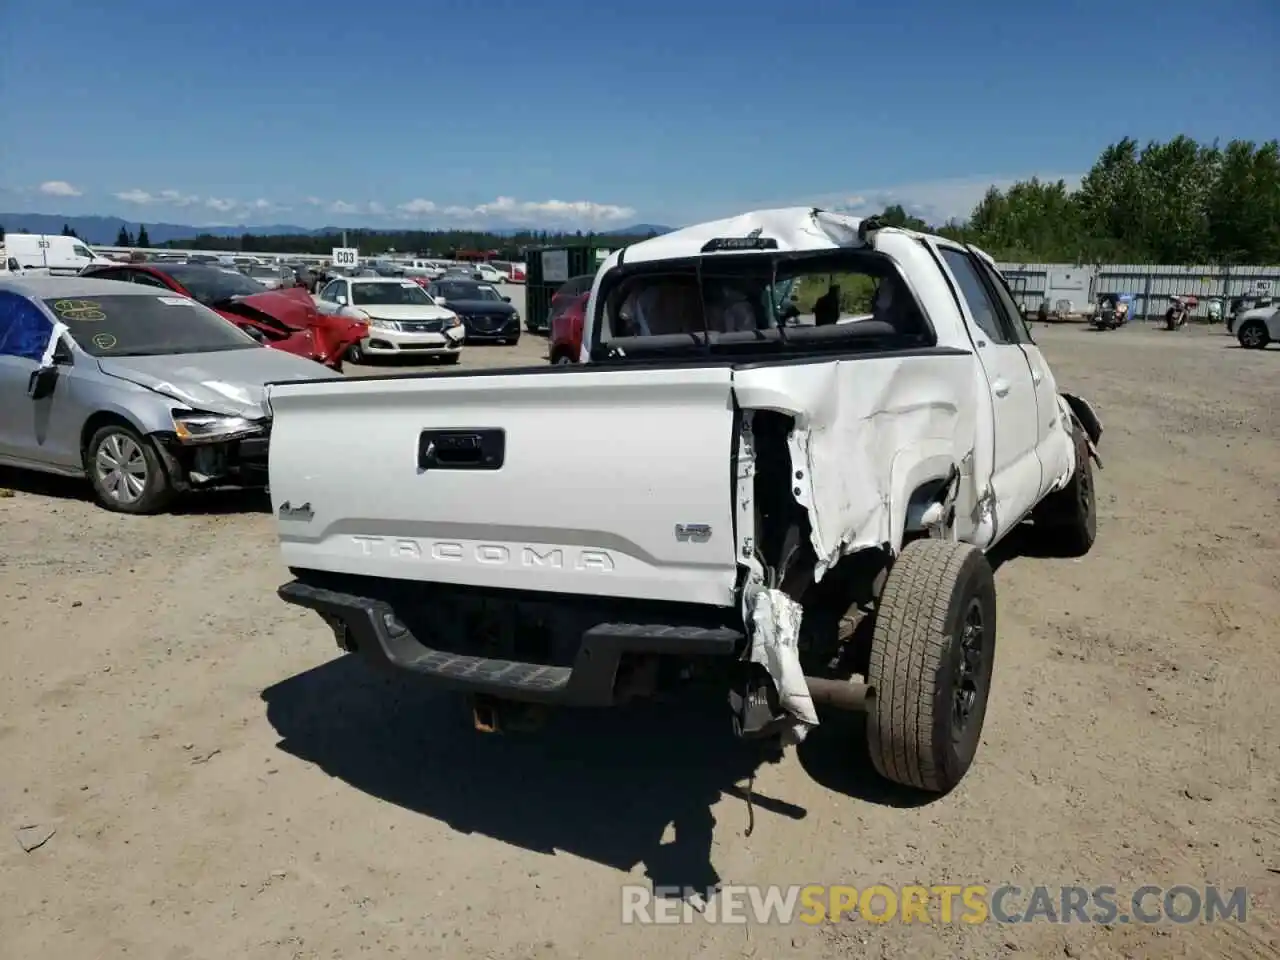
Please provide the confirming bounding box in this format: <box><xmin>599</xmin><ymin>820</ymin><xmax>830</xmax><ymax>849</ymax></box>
<box><xmin>0</xmin><ymin>276</ymin><xmax>339</xmax><ymax>513</ymax></box>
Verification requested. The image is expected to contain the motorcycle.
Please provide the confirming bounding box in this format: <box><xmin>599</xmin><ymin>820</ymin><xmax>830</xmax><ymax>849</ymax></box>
<box><xmin>1090</xmin><ymin>294</ymin><xmax>1130</xmax><ymax>330</ymax></box>
<box><xmin>1165</xmin><ymin>295</ymin><xmax>1195</xmax><ymax>331</ymax></box>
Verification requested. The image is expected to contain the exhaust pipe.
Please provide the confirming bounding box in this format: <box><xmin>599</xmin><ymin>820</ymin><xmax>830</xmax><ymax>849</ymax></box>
<box><xmin>804</xmin><ymin>677</ymin><xmax>875</xmax><ymax>712</ymax></box>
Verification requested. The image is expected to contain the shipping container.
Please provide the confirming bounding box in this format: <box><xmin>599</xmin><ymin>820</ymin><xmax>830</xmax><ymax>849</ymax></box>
<box><xmin>523</xmin><ymin>244</ymin><xmax>609</xmax><ymax>333</ymax></box>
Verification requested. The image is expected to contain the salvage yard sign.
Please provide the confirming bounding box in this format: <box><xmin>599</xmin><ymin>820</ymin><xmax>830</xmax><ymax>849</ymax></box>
<box><xmin>541</xmin><ymin>249</ymin><xmax>569</xmax><ymax>284</ymax></box>
<box><xmin>332</xmin><ymin>247</ymin><xmax>359</xmax><ymax>268</ymax></box>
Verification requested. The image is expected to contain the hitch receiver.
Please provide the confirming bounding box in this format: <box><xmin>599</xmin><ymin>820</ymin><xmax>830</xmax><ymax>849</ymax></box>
<box><xmin>470</xmin><ymin>694</ymin><xmax>548</xmax><ymax>734</ymax></box>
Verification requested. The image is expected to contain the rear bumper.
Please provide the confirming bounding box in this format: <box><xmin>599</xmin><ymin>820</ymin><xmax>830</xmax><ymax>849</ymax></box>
<box><xmin>277</xmin><ymin>579</ymin><xmax>744</xmax><ymax>706</ymax></box>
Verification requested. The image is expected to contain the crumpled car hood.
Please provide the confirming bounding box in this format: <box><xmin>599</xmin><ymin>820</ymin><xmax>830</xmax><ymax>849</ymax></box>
<box><xmin>221</xmin><ymin>288</ymin><xmax>319</xmax><ymax>330</ymax></box>
<box><xmin>98</xmin><ymin>347</ymin><xmax>338</xmax><ymax>418</ymax></box>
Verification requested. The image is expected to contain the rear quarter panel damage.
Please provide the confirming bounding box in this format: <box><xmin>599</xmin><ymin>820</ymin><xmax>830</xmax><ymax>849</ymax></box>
<box><xmin>733</xmin><ymin>354</ymin><xmax>975</xmax><ymax>578</ymax></box>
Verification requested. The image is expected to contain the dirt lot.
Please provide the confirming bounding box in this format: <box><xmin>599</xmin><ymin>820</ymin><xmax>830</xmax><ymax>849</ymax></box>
<box><xmin>1</xmin><ymin>321</ymin><xmax>1277</xmax><ymax>960</ymax></box>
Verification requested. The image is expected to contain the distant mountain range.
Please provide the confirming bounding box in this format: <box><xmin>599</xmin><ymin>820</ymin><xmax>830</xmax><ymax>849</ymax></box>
<box><xmin>0</xmin><ymin>212</ymin><xmax>674</xmax><ymax>246</ymax></box>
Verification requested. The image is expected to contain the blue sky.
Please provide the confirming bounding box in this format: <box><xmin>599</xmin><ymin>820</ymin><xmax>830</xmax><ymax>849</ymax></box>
<box><xmin>3</xmin><ymin>0</ymin><xmax>1277</xmax><ymax>230</ymax></box>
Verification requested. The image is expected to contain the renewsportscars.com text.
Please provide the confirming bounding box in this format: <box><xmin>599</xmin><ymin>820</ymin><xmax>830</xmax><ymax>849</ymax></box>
<box><xmin>621</xmin><ymin>884</ymin><xmax>1249</xmax><ymax>926</ymax></box>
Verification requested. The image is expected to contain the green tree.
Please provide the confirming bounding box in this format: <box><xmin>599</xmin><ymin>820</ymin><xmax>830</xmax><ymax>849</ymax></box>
<box><xmin>61</xmin><ymin>223</ymin><xmax>79</xmax><ymax>238</ymax></box>
<box><xmin>115</xmin><ymin>225</ymin><xmax>133</xmax><ymax>246</ymax></box>
<box><xmin>136</xmin><ymin>224</ymin><xmax>150</xmax><ymax>247</ymax></box>
<box><xmin>879</xmin><ymin>204</ymin><xmax>929</xmax><ymax>231</ymax></box>
<box><xmin>1205</xmin><ymin>140</ymin><xmax>1280</xmax><ymax>263</ymax></box>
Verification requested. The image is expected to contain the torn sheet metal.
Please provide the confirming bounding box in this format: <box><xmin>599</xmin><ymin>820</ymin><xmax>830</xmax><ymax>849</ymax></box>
<box><xmin>619</xmin><ymin>207</ymin><xmax>868</xmax><ymax>265</ymax></box>
<box><xmin>734</xmin><ymin>353</ymin><xmax>975</xmax><ymax>579</ymax></box>
<box><xmin>749</xmin><ymin>589</ymin><xmax>818</xmax><ymax>743</ymax></box>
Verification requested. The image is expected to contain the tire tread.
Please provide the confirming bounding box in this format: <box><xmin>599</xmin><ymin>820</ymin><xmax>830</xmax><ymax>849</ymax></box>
<box><xmin>868</xmin><ymin>538</ymin><xmax>979</xmax><ymax>792</ymax></box>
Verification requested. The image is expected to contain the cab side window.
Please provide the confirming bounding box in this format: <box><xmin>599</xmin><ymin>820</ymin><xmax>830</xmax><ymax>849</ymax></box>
<box><xmin>975</xmin><ymin>259</ymin><xmax>1035</xmax><ymax>344</ymax></box>
<box><xmin>0</xmin><ymin>292</ymin><xmax>54</xmax><ymax>362</ymax></box>
<box><xmin>940</xmin><ymin>248</ymin><xmax>1014</xmax><ymax>344</ymax></box>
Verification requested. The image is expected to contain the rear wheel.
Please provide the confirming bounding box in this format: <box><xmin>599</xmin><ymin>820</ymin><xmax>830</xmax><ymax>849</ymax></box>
<box><xmin>1238</xmin><ymin>320</ymin><xmax>1269</xmax><ymax>349</ymax></box>
<box><xmin>1032</xmin><ymin>425</ymin><xmax>1096</xmax><ymax>557</ymax></box>
<box><xmin>84</xmin><ymin>424</ymin><xmax>173</xmax><ymax>515</ymax></box>
<box><xmin>866</xmin><ymin>539</ymin><xmax>997</xmax><ymax>793</ymax></box>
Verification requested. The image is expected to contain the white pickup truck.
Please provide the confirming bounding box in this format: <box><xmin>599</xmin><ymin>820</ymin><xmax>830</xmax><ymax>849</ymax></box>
<box><xmin>263</xmin><ymin>208</ymin><xmax>1103</xmax><ymax>794</ymax></box>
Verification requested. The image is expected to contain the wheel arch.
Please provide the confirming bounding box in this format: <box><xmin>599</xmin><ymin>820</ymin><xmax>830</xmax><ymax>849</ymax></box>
<box><xmin>889</xmin><ymin>446</ymin><xmax>965</xmax><ymax>551</ymax></box>
<box><xmin>79</xmin><ymin>407</ymin><xmax>150</xmax><ymax>457</ymax></box>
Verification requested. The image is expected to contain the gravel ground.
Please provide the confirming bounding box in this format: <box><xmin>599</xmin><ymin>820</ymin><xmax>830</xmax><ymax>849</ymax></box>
<box><xmin>1</xmin><ymin>320</ymin><xmax>1278</xmax><ymax>960</ymax></box>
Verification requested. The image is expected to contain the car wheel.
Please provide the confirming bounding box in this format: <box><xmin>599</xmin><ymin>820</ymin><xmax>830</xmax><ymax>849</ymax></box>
<box><xmin>440</xmin><ymin>353</ymin><xmax>461</xmax><ymax>364</ymax></box>
<box><xmin>1238</xmin><ymin>320</ymin><xmax>1269</xmax><ymax>349</ymax></box>
<box><xmin>84</xmin><ymin>423</ymin><xmax>173</xmax><ymax>515</ymax></box>
<box><xmin>865</xmin><ymin>538</ymin><xmax>997</xmax><ymax>793</ymax></box>
<box><xmin>554</xmin><ymin>353</ymin><xmax>574</xmax><ymax>365</ymax></box>
<box><xmin>1031</xmin><ymin>425</ymin><xmax>1097</xmax><ymax>557</ymax></box>
<box><xmin>346</xmin><ymin>342</ymin><xmax>364</xmax><ymax>363</ymax></box>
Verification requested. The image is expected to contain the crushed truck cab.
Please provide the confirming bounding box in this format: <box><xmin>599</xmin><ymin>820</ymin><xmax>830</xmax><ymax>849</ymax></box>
<box><xmin>265</xmin><ymin>207</ymin><xmax>1102</xmax><ymax>794</ymax></box>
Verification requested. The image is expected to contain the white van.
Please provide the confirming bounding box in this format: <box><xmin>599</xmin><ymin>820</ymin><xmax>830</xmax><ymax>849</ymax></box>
<box><xmin>2</xmin><ymin>233</ymin><xmax>113</xmax><ymax>273</ymax></box>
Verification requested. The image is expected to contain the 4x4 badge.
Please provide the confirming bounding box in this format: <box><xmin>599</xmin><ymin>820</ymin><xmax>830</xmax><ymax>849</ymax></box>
<box><xmin>279</xmin><ymin>501</ymin><xmax>314</xmax><ymax>521</ymax></box>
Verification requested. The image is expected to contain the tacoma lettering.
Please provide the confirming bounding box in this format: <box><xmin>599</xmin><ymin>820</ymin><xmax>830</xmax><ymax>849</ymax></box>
<box><xmin>349</xmin><ymin>536</ymin><xmax>614</xmax><ymax>571</ymax></box>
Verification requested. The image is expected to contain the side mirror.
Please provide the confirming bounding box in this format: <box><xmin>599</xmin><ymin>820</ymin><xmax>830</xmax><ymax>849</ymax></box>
<box><xmin>244</xmin><ymin>326</ymin><xmax>266</xmax><ymax>342</ymax></box>
<box><xmin>434</xmin><ymin>296</ymin><xmax>447</xmax><ymax>304</ymax></box>
<box><xmin>27</xmin><ymin>365</ymin><xmax>59</xmax><ymax>400</ymax></box>
<box><xmin>335</xmin><ymin>294</ymin><xmax>348</xmax><ymax>305</ymax></box>
<box><xmin>502</xmin><ymin>296</ymin><xmax>511</xmax><ymax>302</ymax></box>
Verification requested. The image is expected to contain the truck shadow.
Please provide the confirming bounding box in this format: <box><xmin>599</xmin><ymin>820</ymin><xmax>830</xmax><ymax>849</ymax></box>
<box><xmin>263</xmin><ymin>656</ymin><xmax>807</xmax><ymax>896</ymax></box>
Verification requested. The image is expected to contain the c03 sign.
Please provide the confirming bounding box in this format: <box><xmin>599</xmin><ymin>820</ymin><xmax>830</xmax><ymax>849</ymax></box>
<box><xmin>332</xmin><ymin>247</ymin><xmax>359</xmax><ymax>268</ymax></box>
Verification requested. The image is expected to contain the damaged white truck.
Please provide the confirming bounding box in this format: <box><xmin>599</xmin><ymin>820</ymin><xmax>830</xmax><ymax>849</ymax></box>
<box><xmin>263</xmin><ymin>208</ymin><xmax>1103</xmax><ymax>794</ymax></box>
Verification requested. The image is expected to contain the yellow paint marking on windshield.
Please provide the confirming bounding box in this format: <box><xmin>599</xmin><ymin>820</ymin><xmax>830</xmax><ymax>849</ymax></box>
<box><xmin>91</xmin><ymin>332</ymin><xmax>118</xmax><ymax>350</ymax></box>
<box><xmin>51</xmin><ymin>299</ymin><xmax>106</xmax><ymax>322</ymax></box>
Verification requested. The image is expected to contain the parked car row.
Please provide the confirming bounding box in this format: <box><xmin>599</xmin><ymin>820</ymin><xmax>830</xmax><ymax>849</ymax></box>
<box><xmin>79</xmin><ymin>262</ymin><xmax>365</xmax><ymax>370</ymax></box>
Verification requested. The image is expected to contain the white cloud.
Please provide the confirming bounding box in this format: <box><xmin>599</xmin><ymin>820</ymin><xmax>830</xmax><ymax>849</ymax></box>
<box><xmin>328</xmin><ymin>200</ymin><xmax>358</xmax><ymax>215</ymax></box>
<box><xmin>397</xmin><ymin>198</ymin><xmax>437</xmax><ymax>217</ymax></box>
<box><xmin>785</xmin><ymin>173</ymin><xmax>1084</xmax><ymax>226</ymax></box>
<box><xmin>115</xmin><ymin>188</ymin><xmax>156</xmax><ymax>204</ymax></box>
<box><xmin>40</xmin><ymin>180</ymin><xmax>82</xmax><ymax>197</ymax></box>
<box><xmin>304</xmin><ymin>196</ymin><xmax>324</xmax><ymax>206</ymax></box>
<box><xmin>468</xmin><ymin>196</ymin><xmax>636</xmax><ymax>224</ymax></box>
<box><xmin>205</xmin><ymin>197</ymin><xmax>239</xmax><ymax>213</ymax></box>
<box><xmin>158</xmin><ymin>189</ymin><xmax>200</xmax><ymax>207</ymax></box>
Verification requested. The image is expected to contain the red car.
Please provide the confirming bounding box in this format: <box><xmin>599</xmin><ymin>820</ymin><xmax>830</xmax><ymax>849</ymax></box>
<box><xmin>81</xmin><ymin>263</ymin><xmax>367</xmax><ymax>371</ymax></box>
<box><xmin>548</xmin><ymin>274</ymin><xmax>594</xmax><ymax>364</ymax></box>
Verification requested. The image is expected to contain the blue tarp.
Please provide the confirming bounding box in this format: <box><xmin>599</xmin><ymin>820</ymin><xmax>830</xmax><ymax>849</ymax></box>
<box><xmin>0</xmin><ymin>292</ymin><xmax>54</xmax><ymax>362</ymax></box>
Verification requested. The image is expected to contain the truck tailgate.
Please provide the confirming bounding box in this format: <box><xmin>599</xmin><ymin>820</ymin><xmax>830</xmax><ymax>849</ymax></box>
<box><xmin>266</xmin><ymin>367</ymin><xmax>740</xmax><ymax>607</ymax></box>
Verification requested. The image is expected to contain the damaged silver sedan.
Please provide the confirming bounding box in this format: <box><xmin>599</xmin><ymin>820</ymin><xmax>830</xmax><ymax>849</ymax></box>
<box><xmin>0</xmin><ymin>276</ymin><xmax>340</xmax><ymax>513</ymax></box>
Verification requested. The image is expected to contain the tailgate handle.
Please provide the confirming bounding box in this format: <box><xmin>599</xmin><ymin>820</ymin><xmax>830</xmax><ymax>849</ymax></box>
<box><xmin>418</xmin><ymin>428</ymin><xmax>505</xmax><ymax>471</ymax></box>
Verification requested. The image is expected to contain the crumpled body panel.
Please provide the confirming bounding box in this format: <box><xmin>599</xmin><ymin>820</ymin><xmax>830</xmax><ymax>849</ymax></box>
<box><xmin>734</xmin><ymin>353</ymin><xmax>976</xmax><ymax>578</ymax></box>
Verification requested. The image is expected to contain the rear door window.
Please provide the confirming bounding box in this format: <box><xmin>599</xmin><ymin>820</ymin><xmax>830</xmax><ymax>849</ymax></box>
<box><xmin>0</xmin><ymin>291</ymin><xmax>54</xmax><ymax>362</ymax></box>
